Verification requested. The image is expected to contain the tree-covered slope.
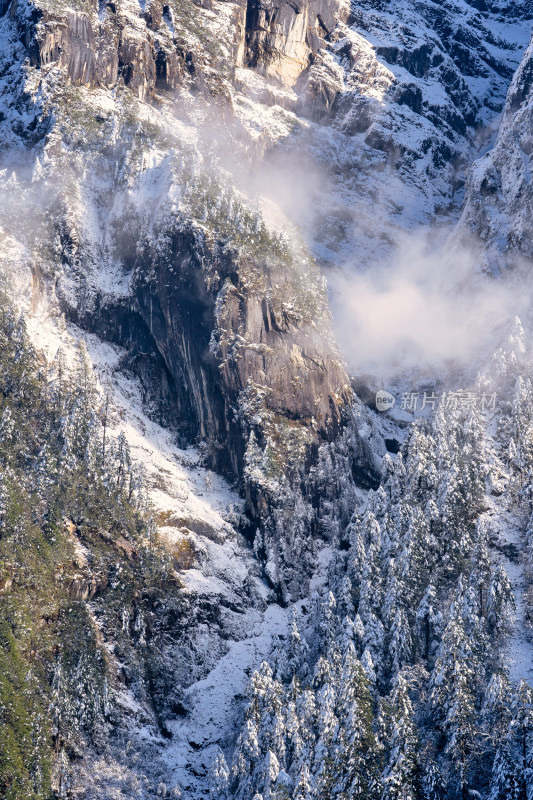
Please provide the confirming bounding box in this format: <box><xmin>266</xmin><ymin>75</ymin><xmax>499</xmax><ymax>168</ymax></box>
<box><xmin>0</xmin><ymin>279</ymin><xmax>193</xmax><ymax>798</ymax></box>
<box><xmin>222</xmin><ymin>321</ymin><xmax>533</xmax><ymax>800</ymax></box>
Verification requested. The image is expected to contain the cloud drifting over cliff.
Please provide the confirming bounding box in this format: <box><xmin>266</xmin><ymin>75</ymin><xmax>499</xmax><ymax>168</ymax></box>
<box><xmin>327</xmin><ymin>230</ymin><xmax>533</xmax><ymax>382</ymax></box>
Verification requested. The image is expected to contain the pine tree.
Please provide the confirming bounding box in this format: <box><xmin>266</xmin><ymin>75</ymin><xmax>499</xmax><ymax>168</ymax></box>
<box><xmin>511</xmin><ymin>376</ymin><xmax>533</xmax><ymax>475</ymax></box>
<box><xmin>507</xmin><ymin>680</ymin><xmax>533</xmax><ymax>800</ymax></box>
<box><xmin>489</xmin><ymin>744</ymin><xmax>521</xmax><ymax>800</ymax></box>
<box><xmin>486</xmin><ymin>566</ymin><xmax>515</xmax><ymax>642</ymax></box>
<box><xmin>293</xmin><ymin>764</ymin><xmax>312</xmax><ymax>800</ymax></box>
<box><xmin>361</xmin><ymin>648</ymin><xmax>378</xmax><ymax>689</ymax></box>
<box><xmin>468</xmin><ymin>520</ymin><xmax>492</xmax><ymax>619</ymax></box>
<box><xmin>415</xmin><ymin>583</ymin><xmax>442</xmax><ymax>665</ymax></box>
<box><xmin>382</xmin><ymin>673</ymin><xmax>420</xmax><ymax>800</ymax></box>
<box><xmin>405</xmin><ymin>423</ymin><xmax>438</xmax><ymax>501</ymax></box>
<box><xmin>0</xmin><ymin>286</ymin><xmax>155</xmax><ymax>797</ymax></box>
<box><xmin>258</xmin><ymin>750</ymin><xmax>280</xmax><ymax>800</ymax></box>
<box><xmin>310</xmin><ymin>644</ymin><xmax>341</xmax><ymax>797</ymax></box>
<box><xmin>232</xmin><ymin>718</ymin><xmax>261</xmax><ymax>800</ymax></box>
<box><xmin>437</xmin><ymin>460</ymin><xmax>474</xmax><ymax>574</ymax></box>
<box><xmin>333</xmin><ymin>642</ymin><xmax>381</xmax><ymax>799</ymax></box>
<box><xmin>462</xmin><ymin>407</ymin><xmax>489</xmax><ymax>515</ymax></box>
<box><xmin>347</xmin><ymin>518</ymin><xmax>366</xmax><ymax>605</ymax></box>
<box><xmin>388</xmin><ymin>607</ymin><xmax>413</xmax><ymax>676</ymax></box>
<box><xmin>430</xmin><ymin>601</ymin><xmax>478</xmax><ymax>799</ymax></box>
<box><xmin>358</xmin><ymin>514</ymin><xmax>385</xmax><ymax>675</ymax></box>
<box><xmin>398</xmin><ymin>508</ymin><xmax>436</xmax><ymax>606</ymax></box>
<box><xmin>284</xmin><ymin>683</ymin><xmax>303</xmax><ymax>773</ymax></box>
<box><xmin>232</xmin><ymin>662</ymin><xmax>287</xmax><ymax>799</ymax></box>
<box><xmin>209</xmin><ymin>748</ymin><xmax>230</xmax><ymax>799</ymax></box>
<box><xmin>114</xmin><ymin>431</ymin><xmax>132</xmax><ymax>493</ymax></box>
<box><xmin>338</xmin><ymin>574</ymin><xmax>355</xmax><ymax>620</ymax></box>
<box><xmin>294</xmin><ymin>688</ymin><xmax>317</xmax><ymax>776</ymax></box>
<box><xmin>318</xmin><ymin>592</ymin><xmax>338</xmax><ymax>654</ymax></box>
<box><xmin>388</xmin><ymin>453</ymin><xmax>407</xmax><ymax>506</ymax></box>
<box><xmin>421</xmin><ymin>761</ymin><xmax>446</xmax><ymax>800</ymax></box>
<box><xmin>481</xmin><ymin>672</ymin><xmax>512</xmax><ymax>750</ymax></box>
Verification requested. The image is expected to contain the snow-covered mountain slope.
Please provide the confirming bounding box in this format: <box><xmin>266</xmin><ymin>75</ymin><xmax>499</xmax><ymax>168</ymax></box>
<box><xmin>0</xmin><ymin>0</ymin><xmax>361</xmax><ymax>603</ymax></box>
<box><xmin>20</xmin><ymin>274</ymin><xmax>293</xmax><ymax>798</ymax></box>
<box><xmin>239</xmin><ymin>0</ymin><xmax>533</xmax><ymax>265</ymax></box>
<box><xmin>2</xmin><ymin>0</ymin><xmax>533</xmax><ymax>797</ymax></box>
<box><xmin>461</xmin><ymin>31</ymin><xmax>533</xmax><ymax>270</ymax></box>
<box><xmin>17</xmin><ymin>280</ymin><xmax>381</xmax><ymax>798</ymax></box>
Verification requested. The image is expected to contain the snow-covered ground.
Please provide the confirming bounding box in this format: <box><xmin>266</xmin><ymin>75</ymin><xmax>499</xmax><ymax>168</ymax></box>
<box><xmin>481</xmin><ymin>485</ymin><xmax>533</xmax><ymax>686</ymax></box>
<box><xmin>163</xmin><ymin>602</ymin><xmax>290</xmax><ymax>795</ymax></box>
<box><xmin>23</xmin><ymin>295</ymin><xmax>329</xmax><ymax>795</ymax></box>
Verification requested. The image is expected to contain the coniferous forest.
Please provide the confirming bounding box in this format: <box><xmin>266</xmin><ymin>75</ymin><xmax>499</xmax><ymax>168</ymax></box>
<box><xmin>221</xmin><ymin>319</ymin><xmax>533</xmax><ymax>800</ymax></box>
<box><xmin>3</xmin><ymin>276</ymin><xmax>533</xmax><ymax>798</ymax></box>
<box><xmin>2</xmin><ymin>0</ymin><xmax>533</xmax><ymax>796</ymax></box>
<box><xmin>0</xmin><ymin>280</ymin><xmax>185</xmax><ymax>799</ymax></box>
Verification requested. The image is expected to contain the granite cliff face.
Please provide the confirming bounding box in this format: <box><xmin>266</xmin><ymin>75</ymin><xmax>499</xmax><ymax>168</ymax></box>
<box><xmin>0</xmin><ymin>0</ymin><xmax>359</xmax><ymax>602</ymax></box>
<box><xmin>6</xmin><ymin>0</ymin><xmax>346</xmax><ymax>100</ymax></box>
<box><xmin>10</xmin><ymin>0</ymin><xmax>227</xmax><ymax>98</ymax></box>
<box><xmin>239</xmin><ymin>0</ymin><xmax>344</xmax><ymax>86</ymax></box>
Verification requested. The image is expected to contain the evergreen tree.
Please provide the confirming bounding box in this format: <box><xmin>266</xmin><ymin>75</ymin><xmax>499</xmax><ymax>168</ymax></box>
<box><xmin>312</xmin><ymin>653</ymin><xmax>339</xmax><ymax>799</ymax></box>
<box><xmin>430</xmin><ymin>602</ymin><xmax>478</xmax><ymax>798</ymax></box>
<box><xmin>382</xmin><ymin>673</ymin><xmax>420</xmax><ymax>800</ymax></box>
<box><xmin>209</xmin><ymin>748</ymin><xmax>230</xmax><ymax>799</ymax></box>
<box><xmin>347</xmin><ymin>516</ymin><xmax>366</xmax><ymax>605</ymax></box>
<box><xmin>293</xmin><ymin>764</ymin><xmax>312</xmax><ymax>800</ymax></box>
<box><xmin>489</xmin><ymin>744</ymin><xmax>521</xmax><ymax>800</ymax></box>
<box><xmin>415</xmin><ymin>583</ymin><xmax>442</xmax><ymax>665</ymax></box>
<box><xmin>507</xmin><ymin>680</ymin><xmax>533</xmax><ymax>800</ymax></box>
<box><xmin>486</xmin><ymin>566</ymin><xmax>515</xmax><ymax>642</ymax></box>
<box><xmin>388</xmin><ymin>607</ymin><xmax>413</xmax><ymax>676</ymax></box>
<box><xmin>333</xmin><ymin>642</ymin><xmax>381</xmax><ymax>799</ymax></box>
<box><xmin>421</xmin><ymin>761</ymin><xmax>446</xmax><ymax>800</ymax></box>
<box><xmin>405</xmin><ymin>424</ymin><xmax>438</xmax><ymax>501</ymax></box>
<box><xmin>482</xmin><ymin>672</ymin><xmax>512</xmax><ymax>750</ymax></box>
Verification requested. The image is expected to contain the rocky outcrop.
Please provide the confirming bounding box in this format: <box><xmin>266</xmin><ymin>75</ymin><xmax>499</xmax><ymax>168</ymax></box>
<box><xmin>131</xmin><ymin>222</ymin><xmax>350</xmax><ymax>473</ymax></box>
<box><xmin>56</xmin><ymin>189</ymin><xmax>352</xmax><ymax>598</ymax></box>
<box><xmin>131</xmin><ymin>217</ymin><xmax>354</xmax><ymax>598</ymax></box>
<box><xmin>337</xmin><ymin>0</ymin><xmax>528</xmax><ymax>156</ymax></box>
<box><xmin>6</xmin><ymin>0</ymin><xmax>221</xmax><ymax>100</ymax></box>
<box><xmin>238</xmin><ymin>0</ymin><xmax>344</xmax><ymax>87</ymax></box>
